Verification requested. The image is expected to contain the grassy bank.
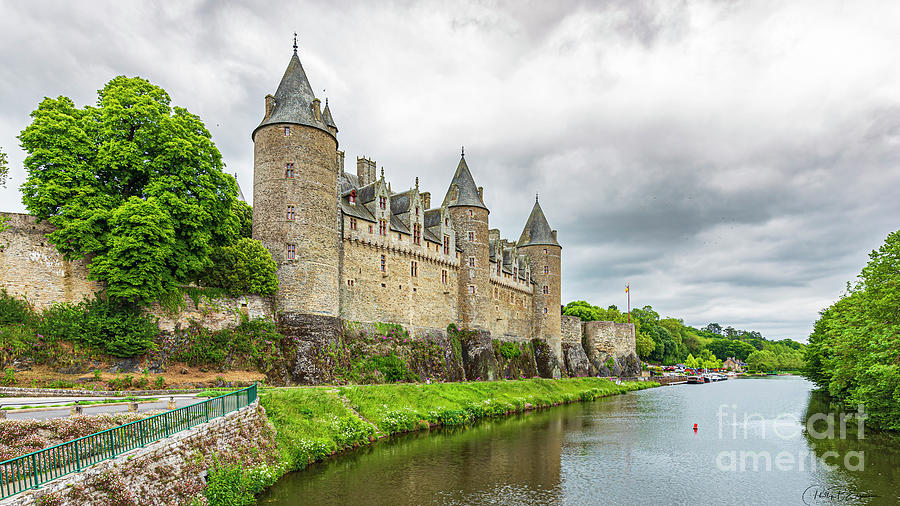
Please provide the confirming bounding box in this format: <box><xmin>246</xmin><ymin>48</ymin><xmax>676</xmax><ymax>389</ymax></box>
<box><xmin>259</xmin><ymin>377</ymin><xmax>657</xmax><ymax>473</ymax></box>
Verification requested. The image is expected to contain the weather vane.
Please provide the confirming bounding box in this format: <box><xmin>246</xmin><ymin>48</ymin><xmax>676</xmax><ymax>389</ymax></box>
<box><xmin>461</xmin><ymin>146</ymin><xmax>465</xmax><ymax>157</ymax></box>
<box><xmin>293</xmin><ymin>33</ymin><xmax>298</xmax><ymax>54</ymax></box>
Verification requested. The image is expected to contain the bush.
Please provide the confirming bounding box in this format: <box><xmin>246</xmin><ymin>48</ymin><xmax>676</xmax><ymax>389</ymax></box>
<box><xmin>204</xmin><ymin>459</ymin><xmax>256</xmax><ymax>506</ymax></box>
<box><xmin>499</xmin><ymin>341</ymin><xmax>522</xmax><ymax>359</ymax></box>
<box><xmin>167</xmin><ymin>318</ymin><xmax>281</xmax><ymax>370</ymax></box>
<box><xmin>1</xmin><ymin>368</ymin><xmax>16</xmax><ymax>386</ymax></box>
<box><xmin>0</xmin><ymin>289</ymin><xmax>36</xmax><ymax>327</ymax></box>
<box><xmin>203</xmin><ymin>238</ymin><xmax>278</xmax><ymax>296</ymax></box>
<box><xmin>40</xmin><ymin>298</ymin><xmax>157</xmax><ymax>357</ymax></box>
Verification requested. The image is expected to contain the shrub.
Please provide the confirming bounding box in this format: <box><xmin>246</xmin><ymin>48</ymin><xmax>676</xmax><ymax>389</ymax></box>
<box><xmin>167</xmin><ymin>318</ymin><xmax>281</xmax><ymax>370</ymax></box>
<box><xmin>1</xmin><ymin>368</ymin><xmax>16</xmax><ymax>386</ymax></box>
<box><xmin>499</xmin><ymin>341</ymin><xmax>522</xmax><ymax>359</ymax></box>
<box><xmin>40</xmin><ymin>298</ymin><xmax>158</xmax><ymax>357</ymax></box>
<box><xmin>203</xmin><ymin>238</ymin><xmax>278</xmax><ymax>297</ymax></box>
<box><xmin>154</xmin><ymin>376</ymin><xmax>166</xmax><ymax>389</ymax></box>
<box><xmin>204</xmin><ymin>459</ymin><xmax>256</xmax><ymax>506</ymax></box>
<box><xmin>0</xmin><ymin>289</ymin><xmax>36</xmax><ymax>327</ymax></box>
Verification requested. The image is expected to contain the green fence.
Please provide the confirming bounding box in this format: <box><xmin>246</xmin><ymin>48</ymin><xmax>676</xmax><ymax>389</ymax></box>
<box><xmin>0</xmin><ymin>383</ymin><xmax>257</xmax><ymax>500</ymax></box>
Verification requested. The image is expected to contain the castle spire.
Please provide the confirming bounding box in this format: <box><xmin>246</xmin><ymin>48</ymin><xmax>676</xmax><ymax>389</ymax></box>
<box><xmin>322</xmin><ymin>98</ymin><xmax>337</xmax><ymax>132</ymax></box>
<box><xmin>441</xmin><ymin>152</ymin><xmax>487</xmax><ymax>210</ymax></box>
<box><xmin>518</xmin><ymin>198</ymin><xmax>559</xmax><ymax>247</ymax></box>
<box><xmin>253</xmin><ymin>35</ymin><xmax>331</xmax><ymax>139</ymax></box>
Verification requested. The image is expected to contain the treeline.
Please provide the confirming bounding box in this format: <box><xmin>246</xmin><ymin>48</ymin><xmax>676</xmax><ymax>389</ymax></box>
<box><xmin>562</xmin><ymin>301</ymin><xmax>805</xmax><ymax>371</ymax></box>
<box><xmin>803</xmin><ymin>230</ymin><xmax>900</xmax><ymax>431</ymax></box>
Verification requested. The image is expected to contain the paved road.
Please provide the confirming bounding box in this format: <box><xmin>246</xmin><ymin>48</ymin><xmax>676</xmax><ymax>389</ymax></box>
<box><xmin>0</xmin><ymin>394</ymin><xmax>202</xmax><ymax>421</ymax></box>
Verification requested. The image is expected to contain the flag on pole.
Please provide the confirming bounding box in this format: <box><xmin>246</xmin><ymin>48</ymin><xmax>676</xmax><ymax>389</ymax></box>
<box><xmin>625</xmin><ymin>284</ymin><xmax>629</xmax><ymax>293</ymax></box>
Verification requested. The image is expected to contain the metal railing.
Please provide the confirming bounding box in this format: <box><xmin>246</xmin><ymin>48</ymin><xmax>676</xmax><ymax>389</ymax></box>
<box><xmin>0</xmin><ymin>384</ymin><xmax>257</xmax><ymax>500</ymax></box>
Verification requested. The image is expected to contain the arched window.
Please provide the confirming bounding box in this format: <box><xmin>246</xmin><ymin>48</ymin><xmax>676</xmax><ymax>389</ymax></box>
<box><xmin>349</xmin><ymin>189</ymin><xmax>357</xmax><ymax>204</ymax></box>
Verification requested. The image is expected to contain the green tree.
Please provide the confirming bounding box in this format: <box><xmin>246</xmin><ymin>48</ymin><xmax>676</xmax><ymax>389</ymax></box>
<box><xmin>204</xmin><ymin>238</ymin><xmax>278</xmax><ymax>296</ymax></box>
<box><xmin>684</xmin><ymin>353</ymin><xmax>699</xmax><ymax>369</ymax></box>
<box><xmin>0</xmin><ymin>146</ymin><xmax>7</xmax><ymax>188</ymax></box>
<box><xmin>234</xmin><ymin>200</ymin><xmax>253</xmax><ymax>239</ymax></box>
<box><xmin>18</xmin><ymin>76</ymin><xmax>239</xmax><ymax>303</ymax></box>
<box><xmin>747</xmin><ymin>350</ymin><xmax>777</xmax><ymax>372</ymax></box>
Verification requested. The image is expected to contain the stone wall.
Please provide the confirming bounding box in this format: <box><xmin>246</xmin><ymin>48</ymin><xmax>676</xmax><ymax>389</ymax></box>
<box><xmin>339</xmin><ymin>232</ymin><xmax>458</xmax><ymax>330</ymax></box>
<box><xmin>146</xmin><ymin>293</ymin><xmax>274</xmax><ymax>333</ymax></box>
<box><xmin>486</xmin><ymin>279</ymin><xmax>533</xmax><ymax>341</ymax></box>
<box><xmin>0</xmin><ymin>213</ymin><xmax>101</xmax><ymax>310</ymax></box>
<box><xmin>582</xmin><ymin>321</ymin><xmax>639</xmax><ymax>376</ymax></box>
<box><xmin>560</xmin><ymin>315</ymin><xmax>582</xmax><ymax>345</ymax></box>
<box><xmin>4</xmin><ymin>403</ymin><xmax>278</xmax><ymax>506</ymax></box>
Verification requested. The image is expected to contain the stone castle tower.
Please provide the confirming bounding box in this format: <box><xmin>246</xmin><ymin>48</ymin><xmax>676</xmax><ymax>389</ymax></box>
<box><xmin>253</xmin><ymin>43</ymin><xmax>565</xmax><ymax>364</ymax></box>
<box><xmin>251</xmin><ymin>43</ymin><xmax>341</xmax><ymax>329</ymax></box>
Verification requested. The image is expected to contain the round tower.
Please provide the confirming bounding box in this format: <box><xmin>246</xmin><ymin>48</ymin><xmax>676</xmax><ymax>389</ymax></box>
<box><xmin>252</xmin><ymin>45</ymin><xmax>340</xmax><ymax>320</ymax></box>
<box><xmin>518</xmin><ymin>196</ymin><xmax>562</xmax><ymax>356</ymax></box>
<box><xmin>443</xmin><ymin>153</ymin><xmax>490</xmax><ymax>329</ymax></box>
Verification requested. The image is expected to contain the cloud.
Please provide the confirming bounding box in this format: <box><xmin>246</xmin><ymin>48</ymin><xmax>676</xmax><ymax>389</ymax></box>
<box><xmin>1</xmin><ymin>0</ymin><xmax>898</xmax><ymax>341</ymax></box>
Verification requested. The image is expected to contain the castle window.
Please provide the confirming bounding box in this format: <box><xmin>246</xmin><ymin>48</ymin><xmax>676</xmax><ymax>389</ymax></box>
<box><xmin>413</xmin><ymin>224</ymin><xmax>421</xmax><ymax>245</ymax></box>
<box><xmin>379</xmin><ymin>220</ymin><xmax>387</xmax><ymax>236</ymax></box>
<box><xmin>347</xmin><ymin>279</ymin><xmax>355</xmax><ymax>287</ymax></box>
<box><xmin>497</xmin><ymin>262</ymin><xmax>501</xmax><ymax>276</ymax></box>
<box><xmin>284</xmin><ymin>127</ymin><xmax>291</xmax><ymax>136</ymax></box>
<box><xmin>441</xmin><ymin>269</ymin><xmax>448</xmax><ymax>284</ymax></box>
<box><xmin>494</xmin><ymin>287</ymin><xmax>498</xmax><ymax>298</ymax></box>
<box><xmin>443</xmin><ymin>235</ymin><xmax>450</xmax><ymax>255</ymax></box>
<box><xmin>543</xmin><ymin>285</ymin><xmax>549</xmax><ymax>294</ymax></box>
<box><xmin>380</xmin><ymin>255</ymin><xmax>386</xmax><ymax>272</ymax></box>
<box><xmin>349</xmin><ymin>218</ymin><xmax>357</xmax><ymax>230</ymax></box>
<box><xmin>379</xmin><ymin>196</ymin><xmax>387</xmax><ymax>210</ymax></box>
<box><xmin>543</xmin><ymin>248</ymin><xmax>548</xmax><ymax>254</ymax></box>
<box><xmin>513</xmin><ymin>267</ymin><xmax>518</xmax><ymax>278</ymax></box>
<box><xmin>467</xmin><ymin>231</ymin><xmax>474</xmax><ymax>242</ymax></box>
<box><xmin>468</xmin><ymin>257</ymin><xmax>475</xmax><ymax>267</ymax></box>
<box><xmin>398</xmin><ymin>233</ymin><xmax>402</xmax><ymax>241</ymax></box>
<box><xmin>469</xmin><ymin>285</ymin><xmax>476</xmax><ymax>295</ymax></box>
<box><xmin>285</xmin><ymin>163</ymin><xmax>294</xmax><ymax>178</ymax></box>
<box><xmin>415</xmin><ymin>206</ymin><xmax>419</xmax><ymax>217</ymax></box>
<box><xmin>543</xmin><ymin>307</ymin><xmax>548</xmax><ymax>314</ymax></box>
<box><xmin>543</xmin><ymin>265</ymin><xmax>549</xmax><ymax>274</ymax></box>
<box><xmin>468</xmin><ymin>210</ymin><xmax>473</xmax><ymax>217</ymax></box>
<box><xmin>368</xmin><ymin>224</ymin><xmax>373</xmax><ymax>234</ymax></box>
<box><xmin>445</xmin><ymin>217</ymin><xmax>449</xmax><ymax>226</ymax></box>
<box><xmin>410</xmin><ymin>261</ymin><xmax>418</xmax><ymax>277</ymax></box>
<box><xmin>286</xmin><ymin>205</ymin><xmax>295</xmax><ymax>220</ymax></box>
<box><xmin>286</xmin><ymin>243</ymin><xmax>296</xmax><ymax>260</ymax></box>
<box><xmin>349</xmin><ymin>189</ymin><xmax>357</xmax><ymax>204</ymax></box>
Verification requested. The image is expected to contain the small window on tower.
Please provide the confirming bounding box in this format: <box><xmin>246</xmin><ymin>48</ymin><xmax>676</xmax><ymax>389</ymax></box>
<box><xmin>543</xmin><ymin>266</ymin><xmax>549</xmax><ymax>274</ymax></box>
<box><xmin>286</xmin><ymin>244</ymin><xmax>296</xmax><ymax>260</ymax></box>
<box><xmin>543</xmin><ymin>307</ymin><xmax>548</xmax><ymax>314</ymax></box>
<box><xmin>285</xmin><ymin>163</ymin><xmax>294</xmax><ymax>178</ymax></box>
<box><xmin>445</xmin><ymin>218</ymin><xmax>449</xmax><ymax>226</ymax></box>
<box><xmin>380</xmin><ymin>254</ymin><xmax>386</xmax><ymax>272</ymax></box>
<box><xmin>468</xmin><ymin>210</ymin><xmax>473</xmax><ymax>217</ymax></box>
<box><xmin>543</xmin><ymin>248</ymin><xmax>548</xmax><ymax>254</ymax></box>
<box><xmin>469</xmin><ymin>285</ymin><xmax>476</xmax><ymax>295</ymax></box>
<box><xmin>349</xmin><ymin>218</ymin><xmax>357</xmax><ymax>230</ymax></box>
<box><xmin>286</xmin><ymin>205</ymin><xmax>295</xmax><ymax>220</ymax></box>
<box><xmin>468</xmin><ymin>257</ymin><xmax>475</xmax><ymax>267</ymax></box>
<box><xmin>467</xmin><ymin>231</ymin><xmax>474</xmax><ymax>241</ymax></box>
<box><xmin>415</xmin><ymin>206</ymin><xmax>419</xmax><ymax>217</ymax></box>
<box><xmin>543</xmin><ymin>285</ymin><xmax>549</xmax><ymax>294</ymax></box>
<box><xmin>284</xmin><ymin>127</ymin><xmax>291</xmax><ymax>136</ymax></box>
<box><xmin>368</xmin><ymin>224</ymin><xmax>373</xmax><ymax>234</ymax></box>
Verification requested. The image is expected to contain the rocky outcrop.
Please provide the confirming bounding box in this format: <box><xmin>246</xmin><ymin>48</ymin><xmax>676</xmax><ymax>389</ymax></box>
<box><xmin>460</xmin><ymin>330</ymin><xmax>499</xmax><ymax>381</ymax></box>
<box><xmin>562</xmin><ymin>342</ymin><xmax>593</xmax><ymax>377</ymax></box>
<box><xmin>532</xmin><ymin>338</ymin><xmax>561</xmax><ymax>379</ymax></box>
<box><xmin>279</xmin><ymin>312</ymin><xmax>342</xmax><ymax>385</ymax></box>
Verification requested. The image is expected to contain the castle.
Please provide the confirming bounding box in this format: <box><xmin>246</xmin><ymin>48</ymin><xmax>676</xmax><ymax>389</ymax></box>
<box><xmin>0</xmin><ymin>43</ymin><xmax>639</xmax><ymax>381</ymax></box>
<box><xmin>252</xmin><ymin>45</ymin><xmax>564</xmax><ymax>357</ymax></box>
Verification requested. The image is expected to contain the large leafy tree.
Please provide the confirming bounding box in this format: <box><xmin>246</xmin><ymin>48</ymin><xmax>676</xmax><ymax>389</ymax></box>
<box><xmin>18</xmin><ymin>76</ymin><xmax>240</xmax><ymax>303</ymax></box>
<box><xmin>804</xmin><ymin>230</ymin><xmax>900</xmax><ymax>430</ymax></box>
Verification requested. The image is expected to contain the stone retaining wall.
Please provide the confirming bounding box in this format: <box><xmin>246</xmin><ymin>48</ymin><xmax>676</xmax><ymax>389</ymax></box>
<box><xmin>2</xmin><ymin>402</ymin><xmax>278</xmax><ymax>506</ymax></box>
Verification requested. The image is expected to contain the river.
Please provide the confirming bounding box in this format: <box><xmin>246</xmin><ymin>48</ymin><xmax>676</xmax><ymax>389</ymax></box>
<box><xmin>258</xmin><ymin>377</ymin><xmax>900</xmax><ymax>505</ymax></box>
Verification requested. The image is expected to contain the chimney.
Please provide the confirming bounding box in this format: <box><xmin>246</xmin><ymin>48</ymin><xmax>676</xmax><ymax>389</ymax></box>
<box><xmin>477</xmin><ymin>187</ymin><xmax>484</xmax><ymax>200</ymax></box>
<box><xmin>357</xmin><ymin>157</ymin><xmax>377</xmax><ymax>186</ymax></box>
<box><xmin>264</xmin><ymin>94</ymin><xmax>275</xmax><ymax>119</ymax></box>
<box><xmin>337</xmin><ymin>150</ymin><xmax>345</xmax><ymax>175</ymax></box>
<box><xmin>421</xmin><ymin>192</ymin><xmax>431</xmax><ymax>209</ymax></box>
<box><xmin>489</xmin><ymin>228</ymin><xmax>500</xmax><ymax>242</ymax></box>
<box><xmin>551</xmin><ymin>230</ymin><xmax>558</xmax><ymax>242</ymax></box>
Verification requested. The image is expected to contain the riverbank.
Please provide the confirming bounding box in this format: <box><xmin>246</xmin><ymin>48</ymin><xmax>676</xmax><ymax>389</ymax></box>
<box><xmin>259</xmin><ymin>378</ymin><xmax>656</xmax><ymax>474</ymax></box>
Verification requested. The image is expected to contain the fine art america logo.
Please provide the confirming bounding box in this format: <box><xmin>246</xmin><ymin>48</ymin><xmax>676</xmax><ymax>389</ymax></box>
<box><xmin>713</xmin><ymin>403</ymin><xmax>867</xmax><ymax>473</ymax></box>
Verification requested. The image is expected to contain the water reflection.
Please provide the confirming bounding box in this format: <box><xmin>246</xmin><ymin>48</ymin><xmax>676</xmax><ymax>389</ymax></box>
<box><xmin>260</xmin><ymin>378</ymin><xmax>900</xmax><ymax>505</ymax></box>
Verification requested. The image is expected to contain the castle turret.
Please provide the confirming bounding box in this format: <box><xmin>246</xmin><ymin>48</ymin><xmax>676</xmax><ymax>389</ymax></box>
<box><xmin>443</xmin><ymin>152</ymin><xmax>490</xmax><ymax>329</ymax></box>
<box><xmin>252</xmin><ymin>42</ymin><xmax>340</xmax><ymax>325</ymax></box>
<box><xmin>518</xmin><ymin>196</ymin><xmax>562</xmax><ymax>358</ymax></box>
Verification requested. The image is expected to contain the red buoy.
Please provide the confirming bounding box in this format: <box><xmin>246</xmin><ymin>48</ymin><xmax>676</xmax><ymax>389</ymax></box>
<box><xmin>693</xmin><ymin>423</ymin><xmax>698</xmax><ymax>431</ymax></box>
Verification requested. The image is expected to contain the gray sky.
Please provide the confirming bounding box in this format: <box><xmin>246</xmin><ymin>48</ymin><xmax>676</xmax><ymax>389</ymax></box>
<box><xmin>1</xmin><ymin>0</ymin><xmax>899</xmax><ymax>341</ymax></box>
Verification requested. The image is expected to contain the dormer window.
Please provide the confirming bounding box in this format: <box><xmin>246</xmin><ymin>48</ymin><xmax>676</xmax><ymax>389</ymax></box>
<box><xmin>415</xmin><ymin>206</ymin><xmax>419</xmax><ymax>217</ymax></box>
<box><xmin>379</xmin><ymin>196</ymin><xmax>387</xmax><ymax>210</ymax></box>
<box><xmin>349</xmin><ymin>190</ymin><xmax>357</xmax><ymax>204</ymax></box>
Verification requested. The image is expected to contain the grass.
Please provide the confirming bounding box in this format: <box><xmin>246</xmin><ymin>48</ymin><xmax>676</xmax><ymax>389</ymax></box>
<box><xmin>259</xmin><ymin>378</ymin><xmax>657</xmax><ymax>473</ymax></box>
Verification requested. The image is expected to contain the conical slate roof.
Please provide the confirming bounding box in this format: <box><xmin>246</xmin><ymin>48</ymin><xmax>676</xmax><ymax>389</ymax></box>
<box><xmin>323</xmin><ymin>99</ymin><xmax>337</xmax><ymax>131</ymax></box>
<box><xmin>254</xmin><ymin>50</ymin><xmax>331</xmax><ymax>137</ymax></box>
<box><xmin>442</xmin><ymin>155</ymin><xmax>488</xmax><ymax>210</ymax></box>
<box><xmin>518</xmin><ymin>198</ymin><xmax>559</xmax><ymax>247</ymax></box>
